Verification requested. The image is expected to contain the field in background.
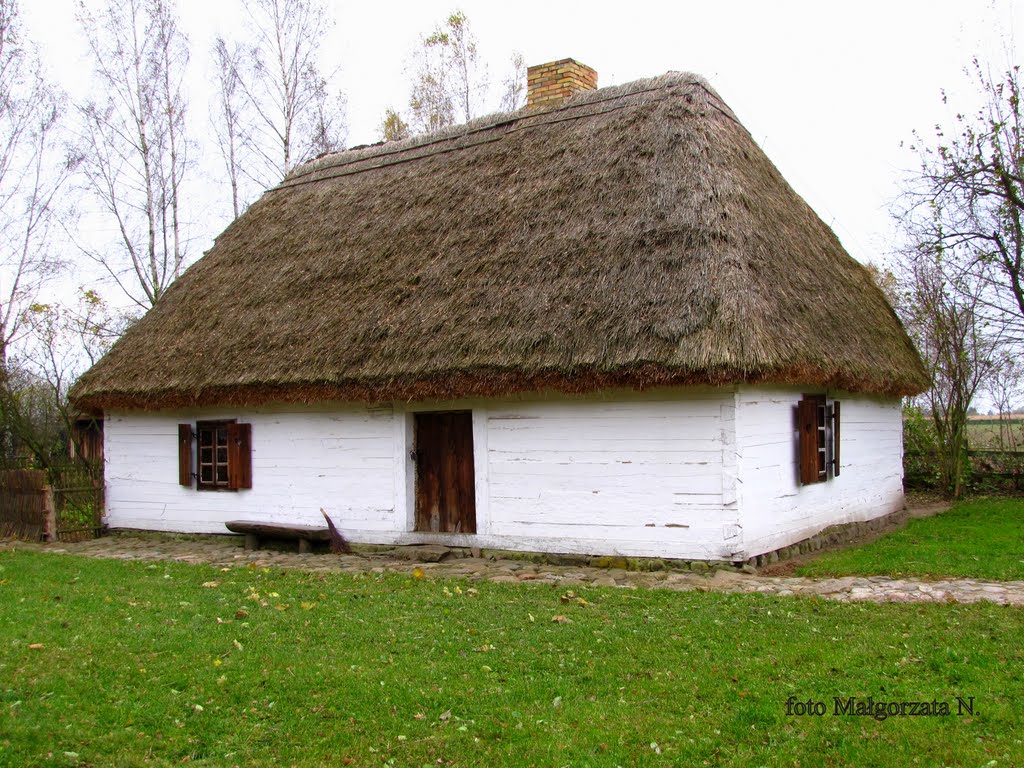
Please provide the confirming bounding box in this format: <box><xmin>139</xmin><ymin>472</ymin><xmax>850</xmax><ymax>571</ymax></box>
<box><xmin>966</xmin><ymin>417</ymin><xmax>1024</xmax><ymax>451</ymax></box>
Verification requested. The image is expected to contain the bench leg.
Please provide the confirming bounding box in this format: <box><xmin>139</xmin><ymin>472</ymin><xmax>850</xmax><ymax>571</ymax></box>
<box><xmin>244</xmin><ymin>532</ymin><xmax>258</xmax><ymax>550</ymax></box>
<box><xmin>298</xmin><ymin>537</ymin><xmax>312</xmax><ymax>554</ymax></box>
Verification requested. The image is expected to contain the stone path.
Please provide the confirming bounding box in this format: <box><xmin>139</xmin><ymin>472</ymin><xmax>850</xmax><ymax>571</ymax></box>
<box><xmin>5</xmin><ymin>532</ymin><xmax>1024</xmax><ymax>606</ymax></box>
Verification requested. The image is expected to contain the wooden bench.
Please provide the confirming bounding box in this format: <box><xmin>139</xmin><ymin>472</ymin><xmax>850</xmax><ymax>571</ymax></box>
<box><xmin>225</xmin><ymin>521</ymin><xmax>330</xmax><ymax>553</ymax></box>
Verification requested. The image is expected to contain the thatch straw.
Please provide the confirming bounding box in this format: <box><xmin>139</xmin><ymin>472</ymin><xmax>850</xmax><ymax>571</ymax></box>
<box><xmin>71</xmin><ymin>73</ymin><xmax>928</xmax><ymax>411</ymax></box>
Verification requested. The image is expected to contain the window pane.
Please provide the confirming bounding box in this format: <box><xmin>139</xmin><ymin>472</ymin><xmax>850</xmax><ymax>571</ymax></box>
<box><xmin>201</xmin><ymin>466</ymin><xmax>212</xmax><ymax>482</ymax></box>
<box><xmin>216</xmin><ymin>465</ymin><xmax>228</xmax><ymax>483</ymax></box>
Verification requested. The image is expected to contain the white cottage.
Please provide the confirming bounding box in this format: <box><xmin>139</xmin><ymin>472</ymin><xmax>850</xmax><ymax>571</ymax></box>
<box><xmin>71</xmin><ymin>60</ymin><xmax>928</xmax><ymax>563</ymax></box>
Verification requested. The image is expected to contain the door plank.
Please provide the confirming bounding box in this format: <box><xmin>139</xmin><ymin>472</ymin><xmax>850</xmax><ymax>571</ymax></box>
<box><xmin>415</xmin><ymin>412</ymin><xmax>476</xmax><ymax>534</ymax></box>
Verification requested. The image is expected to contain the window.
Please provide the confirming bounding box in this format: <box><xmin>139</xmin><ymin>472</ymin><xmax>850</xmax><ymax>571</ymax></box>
<box><xmin>797</xmin><ymin>396</ymin><xmax>840</xmax><ymax>484</ymax></box>
<box><xmin>197</xmin><ymin>421</ymin><xmax>230</xmax><ymax>489</ymax></box>
<box><xmin>178</xmin><ymin>421</ymin><xmax>252</xmax><ymax>490</ymax></box>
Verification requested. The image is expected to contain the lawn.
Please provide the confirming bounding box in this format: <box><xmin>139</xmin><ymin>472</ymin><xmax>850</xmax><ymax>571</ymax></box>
<box><xmin>797</xmin><ymin>498</ymin><xmax>1024</xmax><ymax>581</ymax></box>
<box><xmin>1</xmin><ymin>552</ymin><xmax>1022</xmax><ymax>767</ymax></box>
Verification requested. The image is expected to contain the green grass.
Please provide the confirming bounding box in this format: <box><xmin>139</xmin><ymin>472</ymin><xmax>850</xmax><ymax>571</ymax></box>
<box><xmin>797</xmin><ymin>498</ymin><xmax>1024</xmax><ymax>582</ymax></box>
<box><xmin>1</xmin><ymin>552</ymin><xmax>1022</xmax><ymax>767</ymax></box>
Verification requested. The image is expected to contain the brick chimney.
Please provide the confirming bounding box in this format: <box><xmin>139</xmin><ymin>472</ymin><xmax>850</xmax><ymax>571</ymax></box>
<box><xmin>526</xmin><ymin>58</ymin><xmax>598</xmax><ymax>109</ymax></box>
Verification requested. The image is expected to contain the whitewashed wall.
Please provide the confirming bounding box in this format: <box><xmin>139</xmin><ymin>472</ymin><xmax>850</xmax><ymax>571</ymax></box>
<box><xmin>476</xmin><ymin>392</ymin><xmax>737</xmax><ymax>559</ymax></box>
<box><xmin>734</xmin><ymin>387</ymin><xmax>905</xmax><ymax>558</ymax></box>
<box><xmin>103</xmin><ymin>386</ymin><xmax>904</xmax><ymax>560</ymax></box>
<box><xmin>104</xmin><ymin>405</ymin><xmax>398</xmax><ymax>534</ymax></box>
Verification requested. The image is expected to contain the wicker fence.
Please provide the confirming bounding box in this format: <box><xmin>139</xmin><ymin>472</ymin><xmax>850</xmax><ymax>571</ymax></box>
<box><xmin>0</xmin><ymin>464</ymin><xmax>103</xmax><ymax>542</ymax></box>
<box><xmin>0</xmin><ymin>469</ymin><xmax>50</xmax><ymax>540</ymax></box>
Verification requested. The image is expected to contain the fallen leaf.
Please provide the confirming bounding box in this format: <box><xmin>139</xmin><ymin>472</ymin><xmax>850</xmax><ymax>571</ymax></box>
<box><xmin>300</xmin><ymin>602</ymin><xmax>315</xmax><ymax>611</ymax></box>
<box><xmin>412</xmin><ymin>567</ymin><xmax>424</xmax><ymax>579</ymax></box>
<box><xmin>552</xmin><ymin>696</ymin><xmax>562</xmax><ymax>708</ymax></box>
<box><xmin>551</xmin><ymin>615</ymin><xmax>572</xmax><ymax>624</ymax></box>
<box><xmin>201</xmin><ymin>581</ymin><xmax>219</xmax><ymax>588</ymax></box>
<box><xmin>234</xmin><ymin>609</ymin><xmax>249</xmax><ymax>620</ymax></box>
<box><xmin>233</xmin><ymin>639</ymin><xmax>243</xmax><ymax>651</ymax></box>
<box><xmin>439</xmin><ymin>709</ymin><xmax>452</xmax><ymax>721</ymax></box>
<box><xmin>28</xmin><ymin>643</ymin><xmax>45</xmax><ymax>650</ymax></box>
<box><xmin>413</xmin><ymin>712</ymin><xmax>425</xmax><ymax>720</ymax></box>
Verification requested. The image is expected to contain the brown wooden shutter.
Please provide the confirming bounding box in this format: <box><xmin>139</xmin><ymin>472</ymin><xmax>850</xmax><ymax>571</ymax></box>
<box><xmin>831</xmin><ymin>401</ymin><xmax>841</xmax><ymax>477</ymax></box>
<box><xmin>797</xmin><ymin>398</ymin><xmax>820</xmax><ymax>485</ymax></box>
<box><xmin>178</xmin><ymin>424</ymin><xmax>193</xmax><ymax>486</ymax></box>
<box><xmin>227</xmin><ymin>422</ymin><xmax>252</xmax><ymax>490</ymax></box>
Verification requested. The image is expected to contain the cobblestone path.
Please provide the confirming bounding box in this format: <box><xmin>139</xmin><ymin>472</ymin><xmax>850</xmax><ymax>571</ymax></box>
<box><xmin>5</xmin><ymin>532</ymin><xmax>1023</xmax><ymax>606</ymax></box>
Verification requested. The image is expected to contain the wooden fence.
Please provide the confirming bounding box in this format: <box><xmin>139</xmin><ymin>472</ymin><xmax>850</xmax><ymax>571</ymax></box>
<box><xmin>0</xmin><ymin>464</ymin><xmax>103</xmax><ymax>542</ymax></box>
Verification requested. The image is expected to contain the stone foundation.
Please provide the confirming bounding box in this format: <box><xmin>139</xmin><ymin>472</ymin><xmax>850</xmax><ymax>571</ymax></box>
<box><xmin>742</xmin><ymin>507</ymin><xmax>909</xmax><ymax>569</ymax></box>
<box><xmin>443</xmin><ymin>506</ymin><xmax>911</xmax><ymax>573</ymax></box>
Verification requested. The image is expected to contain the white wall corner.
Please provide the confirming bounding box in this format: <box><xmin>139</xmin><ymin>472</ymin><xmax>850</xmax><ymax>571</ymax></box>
<box><xmin>720</xmin><ymin>392</ymin><xmax>744</xmax><ymax>558</ymax></box>
<box><xmin>392</xmin><ymin>406</ymin><xmax>414</xmax><ymax>533</ymax></box>
<box><xmin>472</xmin><ymin>408</ymin><xmax>490</xmax><ymax>535</ymax></box>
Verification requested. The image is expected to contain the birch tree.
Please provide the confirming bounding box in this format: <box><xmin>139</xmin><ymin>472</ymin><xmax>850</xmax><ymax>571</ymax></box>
<box><xmin>406</xmin><ymin>10</ymin><xmax>487</xmax><ymax>134</ymax></box>
<box><xmin>0</xmin><ymin>0</ymin><xmax>70</xmax><ymax>366</ymax></box>
<box><xmin>75</xmin><ymin>0</ymin><xmax>192</xmax><ymax>309</ymax></box>
<box><xmin>390</xmin><ymin>11</ymin><xmax>524</xmax><ymax>138</ymax></box>
<box><xmin>224</xmin><ymin>0</ymin><xmax>347</xmax><ymax>191</ymax></box>
<box><xmin>211</xmin><ymin>37</ymin><xmax>245</xmax><ymax>220</ymax></box>
<box><xmin>498</xmin><ymin>51</ymin><xmax>526</xmax><ymax>112</ymax></box>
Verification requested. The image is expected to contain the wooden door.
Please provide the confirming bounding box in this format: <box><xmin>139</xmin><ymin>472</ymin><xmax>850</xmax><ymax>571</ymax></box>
<box><xmin>414</xmin><ymin>411</ymin><xmax>476</xmax><ymax>533</ymax></box>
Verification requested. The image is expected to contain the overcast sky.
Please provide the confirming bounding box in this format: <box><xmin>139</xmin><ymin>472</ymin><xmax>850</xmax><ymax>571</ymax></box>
<box><xmin>21</xmin><ymin>0</ymin><xmax>1023</xmax><ymax>270</ymax></box>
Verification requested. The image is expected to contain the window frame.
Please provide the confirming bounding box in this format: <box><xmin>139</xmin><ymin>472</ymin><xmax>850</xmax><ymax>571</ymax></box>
<box><xmin>797</xmin><ymin>395</ymin><xmax>841</xmax><ymax>485</ymax></box>
<box><xmin>178</xmin><ymin>420</ymin><xmax>252</xmax><ymax>491</ymax></box>
<box><xmin>196</xmin><ymin>420</ymin><xmax>234</xmax><ymax>491</ymax></box>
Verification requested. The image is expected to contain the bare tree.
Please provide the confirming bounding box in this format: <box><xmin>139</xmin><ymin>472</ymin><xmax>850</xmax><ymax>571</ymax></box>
<box><xmin>304</xmin><ymin>70</ymin><xmax>348</xmax><ymax>159</ymax></box>
<box><xmin>227</xmin><ymin>0</ymin><xmax>347</xmax><ymax>188</ymax></box>
<box><xmin>211</xmin><ymin>36</ymin><xmax>245</xmax><ymax>220</ymax></box>
<box><xmin>75</xmin><ymin>0</ymin><xmax>192</xmax><ymax>309</ymax></box>
<box><xmin>893</xmin><ymin>220</ymin><xmax>1001</xmax><ymax>498</ymax></box>
<box><xmin>498</xmin><ymin>50</ymin><xmax>526</xmax><ymax>113</ymax></box>
<box><xmin>394</xmin><ymin>11</ymin><xmax>526</xmax><ymax>137</ymax></box>
<box><xmin>0</xmin><ymin>0</ymin><xmax>71</xmax><ymax>366</ymax></box>
<box><xmin>983</xmin><ymin>349</ymin><xmax>1022</xmax><ymax>449</ymax></box>
<box><xmin>406</xmin><ymin>9</ymin><xmax>487</xmax><ymax>134</ymax></box>
<box><xmin>901</xmin><ymin>58</ymin><xmax>1024</xmax><ymax>343</ymax></box>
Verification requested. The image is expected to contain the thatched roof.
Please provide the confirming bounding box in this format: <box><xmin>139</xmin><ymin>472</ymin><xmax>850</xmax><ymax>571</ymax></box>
<box><xmin>72</xmin><ymin>73</ymin><xmax>928</xmax><ymax>411</ymax></box>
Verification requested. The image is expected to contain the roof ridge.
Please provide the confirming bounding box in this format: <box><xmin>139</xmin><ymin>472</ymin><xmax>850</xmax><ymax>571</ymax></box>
<box><xmin>277</xmin><ymin>73</ymin><xmax>731</xmax><ymax>191</ymax></box>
